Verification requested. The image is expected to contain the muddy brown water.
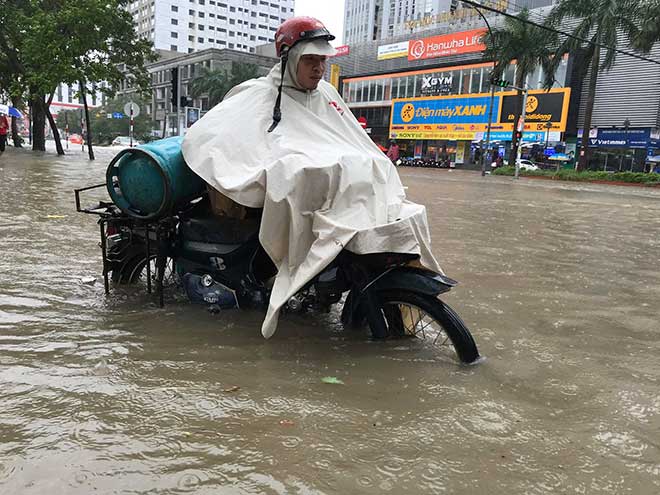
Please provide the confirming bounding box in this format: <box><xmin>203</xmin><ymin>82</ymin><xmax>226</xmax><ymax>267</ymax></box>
<box><xmin>1</xmin><ymin>146</ymin><xmax>660</xmax><ymax>494</ymax></box>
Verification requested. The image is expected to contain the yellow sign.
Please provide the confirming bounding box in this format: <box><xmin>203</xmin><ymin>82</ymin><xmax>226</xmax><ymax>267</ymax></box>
<box><xmin>400</xmin><ymin>103</ymin><xmax>415</xmax><ymax>123</ymax></box>
<box><xmin>330</xmin><ymin>64</ymin><xmax>340</xmax><ymax>90</ymax></box>
<box><xmin>391</xmin><ymin>130</ymin><xmax>478</xmax><ymax>141</ymax></box>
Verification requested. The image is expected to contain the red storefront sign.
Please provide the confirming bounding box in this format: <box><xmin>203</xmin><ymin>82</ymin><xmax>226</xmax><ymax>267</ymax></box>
<box><xmin>332</xmin><ymin>45</ymin><xmax>350</xmax><ymax>57</ymax></box>
<box><xmin>407</xmin><ymin>29</ymin><xmax>486</xmax><ymax>61</ymax></box>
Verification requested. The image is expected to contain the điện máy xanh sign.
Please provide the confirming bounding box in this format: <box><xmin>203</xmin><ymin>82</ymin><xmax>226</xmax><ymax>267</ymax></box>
<box><xmin>389</xmin><ymin>94</ymin><xmax>502</xmax><ymax>140</ymax></box>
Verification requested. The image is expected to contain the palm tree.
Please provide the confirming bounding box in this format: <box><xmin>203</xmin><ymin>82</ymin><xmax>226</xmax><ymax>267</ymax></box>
<box><xmin>482</xmin><ymin>8</ymin><xmax>558</xmax><ymax>169</ymax></box>
<box><xmin>632</xmin><ymin>0</ymin><xmax>660</xmax><ymax>52</ymax></box>
<box><xmin>190</xmin><ymin>62</ymin><xmax>260</xmax><ymax>108</ymax></box>
<box><xmin>546</xmin><ymin>0</ymin><xmax>645</xmax><ymax>170</ymax></box>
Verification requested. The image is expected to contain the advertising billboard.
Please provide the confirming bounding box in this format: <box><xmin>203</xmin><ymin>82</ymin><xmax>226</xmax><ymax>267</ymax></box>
<box><xmin>498</xmin><ymin>88</ymin><xmax>571</xmax><ymax>132</ymax></box>
<box><xmin>332</xmin><ymin>45</ymin><xmax>350</xmax><ymax>57</ymax></box>
<box><xmin>407</xmin><ymin>29</ymin><xmax>487</xmax><ymax>61</ymax></box>
<box><xmin>390</xmin><ymin>93</ymin><xmax>501</xmax><ymax>140</ymax></box>
<box><xmin>377</xmin><ymin>41</ymin><xmax>410</xmax><ymax>60</ymax></box>
<box><xmin>390</xmin><ymin>88</ymin><xmax>571</xmax><ymax>140</ymax></box>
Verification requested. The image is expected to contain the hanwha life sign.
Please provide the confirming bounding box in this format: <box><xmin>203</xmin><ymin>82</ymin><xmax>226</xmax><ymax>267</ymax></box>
<box><xmin>408</xmin><ymin>29</ymin><xmax>487</xmax><ymax>61</ymax></box>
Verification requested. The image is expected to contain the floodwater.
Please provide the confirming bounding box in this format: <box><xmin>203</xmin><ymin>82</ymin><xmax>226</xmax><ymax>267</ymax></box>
<box><xmin>1</xmin><ymin>145</ymin><xmax>660</xmax><ymax>494</ymax></box>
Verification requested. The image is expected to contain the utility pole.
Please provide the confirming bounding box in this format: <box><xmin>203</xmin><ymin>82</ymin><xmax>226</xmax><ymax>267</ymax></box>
<box><xmin>514</xmin><ymin>88</ymin><xmax>528</xmax><ymax>179</ymax></box>
<box><xmin>176</xmin><ymin>66</ymin><xmax>182</xmax><ymax>136</ymax></box>
<box><xmin>481</xmin><ymin>84</ymin><xmax>496</xmax><ymax>176</ymax></box>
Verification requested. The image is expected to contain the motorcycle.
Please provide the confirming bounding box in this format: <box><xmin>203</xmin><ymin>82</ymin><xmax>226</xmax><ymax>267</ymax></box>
<box><xmin>75</xmin><ymin>141</ymin><xmax>480</xmax><ymax>364</ymax></box>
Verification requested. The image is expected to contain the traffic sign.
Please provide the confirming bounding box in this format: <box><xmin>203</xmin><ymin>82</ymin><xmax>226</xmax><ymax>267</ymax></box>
<box><xmin>112</xmin><ymin>112</ymin><xmax>124</xmax><ymax>119</ymax></box>
<box><xmin>123</xmin><ymin>102</ymin><xmax>140</xmax><ymax>118</ymax></box>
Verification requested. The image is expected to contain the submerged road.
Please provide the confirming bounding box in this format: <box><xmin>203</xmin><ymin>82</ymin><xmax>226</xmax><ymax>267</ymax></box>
<box><xmin>1</xmin><ymin>146</ymin><xmax>659</xmax><ymax>494</ymax></box>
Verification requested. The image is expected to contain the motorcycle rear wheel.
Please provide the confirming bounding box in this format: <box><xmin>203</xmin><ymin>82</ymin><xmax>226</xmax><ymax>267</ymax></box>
<box><xmin>376</xmin><ymin>290</ymin><xmax>480</xmax><ymax>364</ymax></box>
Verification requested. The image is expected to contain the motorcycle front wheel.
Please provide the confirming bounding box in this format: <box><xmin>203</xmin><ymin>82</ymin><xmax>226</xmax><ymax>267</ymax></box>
<box><xmin>376</xmin><ymin>290</ymin><xmax>480</xmax><ymax>364</ymax></box>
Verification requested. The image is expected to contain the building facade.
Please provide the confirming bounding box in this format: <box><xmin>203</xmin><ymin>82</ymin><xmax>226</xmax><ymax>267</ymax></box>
<box><xmin>344</xmin><ymin>0</ymin><xmax>559</xmax><ymax>44</ymax></box>
<box><xmin>331</xmin><ymin>3</ymin><xmax>659</xmax><ymax>169</ymax></box>
<box><xmin>119</xmin><ymin>48</ymin><xmax>277</xmax><ymax>134</ymax></box>
<box><xmin>128</xmin><ymin>0</ymin><xmax>295</xmax><ymax>54</ymax></box>
<box><xmin>49</xmin><ymin>83</ymin><xmax>107</xmax><ymax>118</ymax></box>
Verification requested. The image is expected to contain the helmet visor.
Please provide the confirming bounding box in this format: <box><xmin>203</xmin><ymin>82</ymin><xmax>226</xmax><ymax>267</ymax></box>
<box><xmin>297</xmin><ymin>39</ymin><xmax>337</xmax><ymax>57</ymax></box>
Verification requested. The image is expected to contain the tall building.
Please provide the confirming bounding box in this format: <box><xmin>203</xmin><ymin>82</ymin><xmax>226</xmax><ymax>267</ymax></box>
<box><xmin>345</xmin><ymin>0</ymin><xmax>558</xmax><ymax>43</ymax></box>
<box><xmin>343</xmin><ymin>0</ymin><xmax>384</xmax><ymax>44</ymax></box>
<box><xmin>128</xmin><ymin>0</ymin><xmax>296</xmax><ymax>54</ymax></box>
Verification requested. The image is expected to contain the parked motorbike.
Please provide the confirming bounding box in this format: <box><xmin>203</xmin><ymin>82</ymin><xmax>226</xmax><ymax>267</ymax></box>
<box><xmin>75</xmin><ymin>138</ymin><xmax>480</xmax><ymax>364</ymax></box>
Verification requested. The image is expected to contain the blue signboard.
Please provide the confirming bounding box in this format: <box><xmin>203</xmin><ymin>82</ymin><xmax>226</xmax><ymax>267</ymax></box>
<box><xmin>112</xmin><ymin>112</ymin><xmax>124</xmax><ymax>119</ymax></box>
<box><xmin>579</xmin><ymin>128</ymin><xmax>659</xmax><ymax>149</ymax></box>
<box><xmin>487</xmin><ymin>131</ymin><xmax>548</xmax><ymax>142</ymax></box>
<box><xmin>391</xmin><ymin>95</ymin><xmax>500</xmax><ymax>128</ymax></box>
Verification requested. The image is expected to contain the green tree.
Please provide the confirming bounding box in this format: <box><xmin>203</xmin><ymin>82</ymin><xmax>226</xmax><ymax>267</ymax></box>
<box><xmin>89</xmin><ymin>96</ymin><xmax>155</xmax><ymax>145</ymax></box>
<box><xmin>632</xmin><ymin>0</ymin><xmax>660</xmax><ymax>52</ymax></box>
<box><xmin>0</xmin><ymin>0</ymin><xmax>155</xmax><ymax>154</ymax></box>
<box><xmin>55</xmin><ymin>110</ymin><xmax>84</xmax><ymax>135</ymax></box>
<box><xmin>482</xmin><ymin>8</ymin><xmax>558</xmax><ymax>168</ymax></box>
<box><xmin>190</xmin><ymin>62</ymin><xmax>260</xmax><ymax>107</ymax></box>
<box><xmin>546</xmin><ymin>0</ymin><xmax>645</xmax><ymax>170</ymax></box>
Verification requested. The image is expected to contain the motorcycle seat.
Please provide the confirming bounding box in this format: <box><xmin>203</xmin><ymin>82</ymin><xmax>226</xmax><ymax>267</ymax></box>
<box><xmin>180</xmin><ymin>214</ymin><xmax>260</xmax><ymax>245</ymax></box>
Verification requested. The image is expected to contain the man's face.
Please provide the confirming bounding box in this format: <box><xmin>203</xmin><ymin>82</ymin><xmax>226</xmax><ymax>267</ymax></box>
<box><xmin>296</xmin><ymin>54</ymin><xmax>327</xmax><ymax>90</ymax></box>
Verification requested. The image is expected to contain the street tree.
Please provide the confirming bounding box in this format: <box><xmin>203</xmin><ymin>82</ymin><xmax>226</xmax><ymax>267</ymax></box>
<box><xmin>190</xmin><ymin>63</ymin><xmax>261</xmax><ymax>107</ymax></box>
<box><xmin>481</xmin><ymin>8</ymin><xmax>558</xmax><ymax>168</ymax></box>
<box><xmin>632</xmin><ymin>0</ymin><xmax>660</xmax><ymax>52</ymax></box>
<box><xmin>0</xmin><ymin>0</ymin><xmax>155</xmax><ymax>154</ymax></box>
<box><xmin>546</xmin><ymin>0</ymin><xmax>645</xmax><ymax>170</ymax></box>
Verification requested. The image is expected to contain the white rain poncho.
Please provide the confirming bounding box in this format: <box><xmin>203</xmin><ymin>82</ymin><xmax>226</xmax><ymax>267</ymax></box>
<box><xmin>182</xmin><ymin>42</ymin><xmax>442</xmax><ymax>338</ymax></box>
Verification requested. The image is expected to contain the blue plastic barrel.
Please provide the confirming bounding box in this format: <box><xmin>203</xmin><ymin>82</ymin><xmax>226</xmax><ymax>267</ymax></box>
<box><xmin>106</xmin><ymin>136</ymin><xmax>205</xmax><ymax>220</ymax></box>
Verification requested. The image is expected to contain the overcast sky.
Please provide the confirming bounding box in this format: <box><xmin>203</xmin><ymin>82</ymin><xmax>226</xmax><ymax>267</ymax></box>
<box><xmin>294</xmin><ymin>0</ymin><xmax>346</xmax><ymax>45</ymax></box>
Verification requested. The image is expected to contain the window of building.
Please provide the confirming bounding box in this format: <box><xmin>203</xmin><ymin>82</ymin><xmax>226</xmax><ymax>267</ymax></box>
<box><xmin>171</xmin><ymin>31</ymin><xmax>178</xmax><ymax>38</ymax></box>
<box><xmin>171</xmin><ymin>5</ymin><xmax>178</xmax><ymax>11</ymax></box>
<box><xmin>218</xmin><ymin>15</ymin><xmax>227</xmax><ymax>20</ymax></box>
<box><xmin>198</xmin><ymin>0</ymin><xmax>204</xmax><ymax>4</ymax></box>
<box><xmin>209</xmin><ymin>12</ymin><xmax>215</xmax><ymax>17</ymax></box>
<box><xmin>198</xmin><ymin>36</ymin><xmax>203</xmax><ymax>42</ymax></box>
<box><xmin>209</xmin><ymin>25</ymin><xmax>214</xmax><ymax>30</ymax></box>
<box><xmin>251</xmin><ymin>12</ymin><xmax>256</xmax><ymax>17</ymax></box>
<box><xmin>188</xmin><ymin>48</ymin><xmax>194</xmax><ymax>53</ymax></box>
<box><xmin>229</xmin><ymin>18</ymin><xmax>235</xmax><ymax>24</ymax></box>
<box><xmin>198</xmin><ymin>24</ymin><xmax>204</xmax><ymax>30</ymax></box>
<box><xmin>188</xmin><ymin>35</ymin><xmax>194</xmax><ymax>40</ymax></box>
<box><xmin>250</xmin><ymin>35</ymin><xmax>255</xmax><ymax>40</ymax></box>
<box><xmin>189</xmin><ymin>9</ymin><xmax>194</xmax><ymax>15</ymax></box>
<box><xmin>228</xmin><ymin>42</ymin><xmax>234</xmax><ymax>48</ymax></box>
<box><xmin>208</xmin><ymin>38</ymin><xmax>214</xmax><ymax>43</ymax></box>
<box><xmin>258</xmin><ymin>36</ymin><xmax>267</xmax><ymax>41</ymax></box>
<box><xmin>171</xmin><ymin>18</ymin><xmax>178</xmax><ymax>24</ymax></box>
<box><xmin>171</xmin><ymin>44</ymin><xmax>178</xmax><ymax>51</ymax></box>
<box><xmin>218</xmin><ymin>27</ymin><xmax>227</xmax><ymax>32</ymax></box>
<box><xmin>189</xmin><ymin>22</ymin><xmax>194</xmax><ymax>27</ymax></box>
<box><xmin>198</xmin><ymin>12</ymin><xmax>204</xmax><ymax>17</ymax></box>
<box><xmin>230</xmin><ymin>6</ymin><xmax>235</xmax><ymax>11</ymax></box>
<box><xmin>229</xmin><ymin>30</ymin><xmax>234</xmax><ymax>36</ymax></box>
<box><xmin>218</xmin><ymin>2</ymin><xmax>227</xmax><ymax>6</ymax></box>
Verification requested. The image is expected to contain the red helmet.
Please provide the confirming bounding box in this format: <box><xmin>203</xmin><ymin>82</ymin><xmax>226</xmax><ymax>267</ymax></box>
<box><xmin>275</xmin><ymin>16</ymin><xmax>335</xmax><ymax>57</ymax></box>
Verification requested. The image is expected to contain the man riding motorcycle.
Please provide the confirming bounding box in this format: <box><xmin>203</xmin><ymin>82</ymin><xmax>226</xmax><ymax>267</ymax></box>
<box><xmin>182</xmin><ymin>17</ymin><xmax>443</xmax><ymax>339</ymax></box>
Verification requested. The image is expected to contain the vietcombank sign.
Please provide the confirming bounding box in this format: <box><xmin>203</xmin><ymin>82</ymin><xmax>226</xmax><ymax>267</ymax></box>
<box><xmin>390</xmin><ymin>88</ymin><xmax>571</xmax><ymax>140</ymax></box>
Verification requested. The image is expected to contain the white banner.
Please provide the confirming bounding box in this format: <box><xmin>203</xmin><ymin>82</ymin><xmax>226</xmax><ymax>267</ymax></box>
<box><xmin>377</xmin><ymin>41</ymin><xmax>409</xmax><ymax>60</ymax></box>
